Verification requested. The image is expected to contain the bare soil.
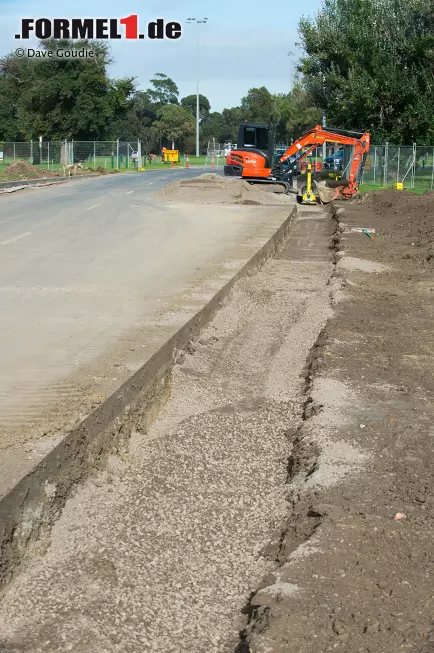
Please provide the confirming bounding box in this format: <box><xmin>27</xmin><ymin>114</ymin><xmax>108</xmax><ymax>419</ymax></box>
<box><xmin>0</xmin><ymin>161</ymin><xmax>105</xmax><ymax>183</ymax></box>
<box><xmin>0</xmin><ymin>161</ymin><xmax>60</xmax><ymax>181</ymax></box>
<box><xmin>242</xmin><ymin>189</ymin><xmax>434</xmax><ymax>653</ymax></box>
<box><xmin>154</xmin><ymin>173</ymin><xmax>293</xmax><ymax>206</ymax></box>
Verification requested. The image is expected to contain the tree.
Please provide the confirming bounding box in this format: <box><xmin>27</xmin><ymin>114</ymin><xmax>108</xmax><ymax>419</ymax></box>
<box><xmin>0</xmin><ymin>40</ymin><xmax>135</xmax><ymax>140</ymax></box>
<box><xmin>200</xmin><ymin>112</ymin><xmax>226</xmax><ymax>146</ymax></box>
<box><xmin>154</xmin><ymin>104</ymin><xmax>195</xmax><ymax>149</ymax></box>
<box><xmin>221</xmin><ymin>107</ymin><xmax>243</xmax><ymax>141</ymax></box>
<box><xmin>298</xmin><ymin>0</ymin><xmax>434</xmax><ymax>143</ymax></box>
<box><xmin>240</xmin><ymin>87</ymin><xmax>279</xmax><ymax>126</ymax></box>
<box><xmin>108</xmin><ymin>91</ymin><xmax>159</xmax><ymax>141</ymax></box>
<box><xmin>146</xmin><ymin>73</ymin><xmax>179</xmax><ymax>105</ymax></box>
<box><xmin>181</xmin><ymin>94</ymin><xmax>211</xmax><ymax>122</ymax></box>
<box><xmin>284</xmin><ymin>85</ymin><xmax>322</xmax><ymax>141</ymax></box>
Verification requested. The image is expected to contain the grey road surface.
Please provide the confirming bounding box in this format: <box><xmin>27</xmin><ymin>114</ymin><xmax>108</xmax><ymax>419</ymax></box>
<box><xmin>0</xmin><ymin>168</ymin><xmax>293</xmax><ymax>492</ymax></box>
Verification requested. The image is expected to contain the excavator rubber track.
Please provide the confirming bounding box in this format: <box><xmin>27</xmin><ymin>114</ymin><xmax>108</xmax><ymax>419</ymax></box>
<box><xmin>244</xmin><ymin>178</ymin><xmax>298</xmax><ymax>195</ymax></box>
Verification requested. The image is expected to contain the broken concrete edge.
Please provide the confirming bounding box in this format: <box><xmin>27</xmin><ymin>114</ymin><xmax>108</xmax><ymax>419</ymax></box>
<box><xmin>235</xmin><ymin>203</ymin><xmax>345</xmax><ymax>649</ymax></box>
<box><xmin>0</xmin><ymin>205</ymin><xmax>297</xmax><ymax>592</ymax></box>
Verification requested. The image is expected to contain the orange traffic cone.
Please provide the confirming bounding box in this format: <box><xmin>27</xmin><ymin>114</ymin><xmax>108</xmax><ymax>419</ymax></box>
<box><xmin>185</xmin><ymin>154</ymin><xmax>189</xmax><ymax>168</ymax></box>
<box><xmin>171</xmin><ymin>155</ymin><xmax>175</xmax><ymax>169</ymax></box>
<box><xmin>211</xmin><ymin>153</ymin><xmax>215</xmax><ymax>169</ymax></box>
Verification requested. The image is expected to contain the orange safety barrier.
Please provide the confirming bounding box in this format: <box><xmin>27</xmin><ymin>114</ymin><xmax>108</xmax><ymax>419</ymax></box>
<box><xmin>185</xmin><ymin>153</ymin><xmax>189</xmax><ymax>168</ymax></box>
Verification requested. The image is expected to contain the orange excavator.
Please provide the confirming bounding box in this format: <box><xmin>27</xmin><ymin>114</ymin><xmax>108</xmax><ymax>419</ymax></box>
<box><xmin>224</xmin><ymin>121</ymin><xmax>370</xmax><ymax>202</ymax></box>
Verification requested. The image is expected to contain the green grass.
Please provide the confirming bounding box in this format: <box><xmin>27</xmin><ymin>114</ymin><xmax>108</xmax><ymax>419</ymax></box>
<box><xmin>0</xmin><ymin>154</ymin><xmax>219</xmax><ymax>173</ymax></box>
<box><xmin>359</xmin><ymin>183</ymin><xmax>428</xmax><ymax>194</ymax></box>
<box><xmin>143</xmin><ymin>155</ymin><xmax>217</xmax><ymax>169</ymax></box>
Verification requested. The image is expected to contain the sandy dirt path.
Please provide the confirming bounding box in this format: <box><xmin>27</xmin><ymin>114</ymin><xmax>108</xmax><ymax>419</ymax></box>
<box><xmin>0</xmin><ymin>206</ymin><xmax>334</xmax><ymax>653</ymax></box>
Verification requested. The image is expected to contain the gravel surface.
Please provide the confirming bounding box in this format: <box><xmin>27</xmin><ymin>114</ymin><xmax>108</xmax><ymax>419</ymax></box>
<box><xmin>0</xmin><ymin>208</ymin><xmax>333</xmax><ymax>653</ymax></box>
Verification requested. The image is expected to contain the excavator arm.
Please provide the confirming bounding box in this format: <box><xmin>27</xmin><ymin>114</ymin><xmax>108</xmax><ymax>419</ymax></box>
<box><xmin>278</xmin><ymin>125</ymin><xmax>370</xmax><ymax>198</ymax></box>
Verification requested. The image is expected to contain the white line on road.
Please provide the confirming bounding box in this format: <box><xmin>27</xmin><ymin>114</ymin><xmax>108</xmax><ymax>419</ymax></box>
<box><xmin>0</xmin><ymin>231</ymin><xmax>31</xmax><ymax>246</ymax></box>
<box><xmin>85</xmin><ymin>204</ymin><xmax>100</xmax><ymax>211</ymax></box>
<box><xmin>125</xmin><ymin>190</ymin><xmax>134</xmax><ymax>195</ymax></box>
<box><xmin>146</xmin><ymin>182</ymin><xmax>154</xmax><ymax>186</ymax></box>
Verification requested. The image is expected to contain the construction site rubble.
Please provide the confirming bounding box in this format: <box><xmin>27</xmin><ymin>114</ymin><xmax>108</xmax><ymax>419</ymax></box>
<box><xmin>154</xmin><ymin>173</ymin><xmax>293</xmax><ymax>205</ymax></box>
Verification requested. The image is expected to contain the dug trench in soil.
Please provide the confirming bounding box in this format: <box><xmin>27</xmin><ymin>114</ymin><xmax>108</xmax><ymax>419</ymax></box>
<box><xmin>0</xmin><ymin>205</ymin><xmax>335</xmax><ymax>653</ymax></box>
<box><xmin>238</xmin><ymin>190</ymin><xmax>434</xmax><ymax>653</ymax></box>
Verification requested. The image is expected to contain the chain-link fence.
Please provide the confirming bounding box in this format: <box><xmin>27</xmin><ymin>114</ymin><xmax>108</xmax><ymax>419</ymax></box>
<box><xmin>0</xmin><ymin>140</ymin><xmax>433</xmax><ymax>189</ymax></box>
<box><xmin>292</xmin><ymin>143</ymin><xmax>434</xmax><ymax>190</ymax></box>
<box><xmin>0</xmin><ymin>140</ymin><xmax>143</xmax><ymax>171</ymax></box>
<box><xmin>362</xmin><ymin>144</ymin><xmax>434</xmax><ymax>190</ymax></box>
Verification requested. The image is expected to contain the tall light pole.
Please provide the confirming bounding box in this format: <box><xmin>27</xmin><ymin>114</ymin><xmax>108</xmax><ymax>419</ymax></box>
<box><xmin>186</xmin><ymin>17</ymin><xmax>208</xmax><ymax>157</ymax></box>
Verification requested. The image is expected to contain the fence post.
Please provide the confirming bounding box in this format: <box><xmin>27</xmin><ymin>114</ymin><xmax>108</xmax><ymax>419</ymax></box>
<box><xmin>30</xmin><ymin>139</ymin><xmax>33</xmax><ymax>163</ymax></box>
<box><xmin>47</xmin><ymin>141</ymin><xmax>50</xmax><ymax>170</ymax></box>
<box><xmin>411</xmin><ymin>143</ymin><xmax>416</xmax><ymax>188</ymax></box>
<box><xmin>431</xmin><ymin>147</ymin><xmax>434</xmax><ymax>190</ymax></box>
<box><xmin>116</xmin><ymin>139</ymin><xmax>119</xmax><ymax>169</ymax></box>
<box><xmin>137</xmin><ymin>140</ymin><xmax>142</xmax><ymax>169</ymax></box>
<box><xmin>93</xmin><ymin>142</ymin><xmax>96</xmax><ymax>169</ymax></box>
<box><xmin>383</xmin><ymin>143</ymin><xmax>388</xmax><ymax>187</ymax></box>
<box><xmin>373</xmin><ymin>147</ymin><xmax>377</xmax><ymax>185</ymax></box>
<box><xmin>13</xmin><ymin>142</ymin><xmax>16</xmax><ymax>161</ymax></box>
<box><xmin>396</xmin><ymin>146</ymin><xmax>400</xmax><ymax>185</ymax></box>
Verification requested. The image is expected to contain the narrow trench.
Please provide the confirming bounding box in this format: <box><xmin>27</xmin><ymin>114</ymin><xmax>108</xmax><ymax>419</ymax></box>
<box><xmin>234</xmin><ymin>205</ymin><xmax>343</xmax><ymax>652</ymax></box>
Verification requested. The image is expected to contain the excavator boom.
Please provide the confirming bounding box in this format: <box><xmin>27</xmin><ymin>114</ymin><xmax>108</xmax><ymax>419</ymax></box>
<box><xmin>278</xmin><ymin>125</ymin><xmax>370</xmax><ymax>198</ymax></box>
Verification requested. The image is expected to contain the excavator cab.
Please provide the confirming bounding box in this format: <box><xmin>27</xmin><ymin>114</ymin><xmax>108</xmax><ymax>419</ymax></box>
<box><xmin>224</xmin><ymin>122</ymin><xmax>275</xmax><ymax>179</ymax></box>
<box><xmin>237</xmin><ymin>122</ymin><xmax>274</xmax><ymax>164</ymax></box>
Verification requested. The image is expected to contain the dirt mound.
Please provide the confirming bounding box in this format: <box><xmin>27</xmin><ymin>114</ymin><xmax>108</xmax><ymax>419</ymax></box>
<box><xmin>154</xmin><ymin>173</ymin><xmax>293</xmax><ymax>206</ymax></box>
<box><xmin>362</xmin><ymin>189</ymin><xmax>434</xmax><ymax>265</ymax></box>
<box><xmin>4</xmin><ymin>160</ymin><xmax>60</xmax><ymax>180</ymax></box>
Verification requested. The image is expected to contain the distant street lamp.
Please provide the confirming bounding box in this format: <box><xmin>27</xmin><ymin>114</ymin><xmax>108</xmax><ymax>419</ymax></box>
<box><xmin>186</xmin><ymin>17</ymin><xmax>208</xmax><ymax>157</ymax></box>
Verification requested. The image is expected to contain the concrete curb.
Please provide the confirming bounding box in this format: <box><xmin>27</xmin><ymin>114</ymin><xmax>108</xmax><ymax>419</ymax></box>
<box><xmin>0</xmin><ymin>168</ymin><xmax>206</xmax><ymax>193</ymax></box>
<box><xmin>0</xmin><ymin>178</ymin><xmax>69</xmax><ymax>191</ymax></box>
<box><xmin>0</xmin><ymin>205</ymin><xmax>297</xmax><ymax>590</ymax></box>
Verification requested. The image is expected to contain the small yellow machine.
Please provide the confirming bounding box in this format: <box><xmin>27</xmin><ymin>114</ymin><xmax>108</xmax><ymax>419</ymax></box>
<box><xmin>301</xmin><ymin>162</ymin><xmax>317</xmax><ymax>204</ymax></box>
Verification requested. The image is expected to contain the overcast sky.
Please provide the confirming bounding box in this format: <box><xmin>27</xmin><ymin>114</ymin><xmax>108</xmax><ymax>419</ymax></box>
<box><xmin>0</xmin><ymin>0</ymin><xmax>323</xmax><ymax>111</ymax></box>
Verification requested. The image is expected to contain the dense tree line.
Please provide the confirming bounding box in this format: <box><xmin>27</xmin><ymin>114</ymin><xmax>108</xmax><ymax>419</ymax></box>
<box><xmin>298</xmin><ymin>0</ymin><xmax>434</xmax><ymax>144</ymax></box>
<box><xmin>0</xmin><ymin>39</ymin><xmax>319</xmax><ymax>152</ymax></box>
<box><xmin>0</xmin><ymin>0</ymin><xmax>433</xmax><ymax>150</ymax></box>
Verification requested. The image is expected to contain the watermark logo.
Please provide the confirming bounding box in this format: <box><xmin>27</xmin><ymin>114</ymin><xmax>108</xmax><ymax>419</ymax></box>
<box><xmin>15</xmin><ymin>47</ymin><xmax>96</xmax><ymax>59</ymax></box>
<box><xmin>15</xmin><ymin>16</ymin><xmax>182</xmax><ymax>40</ymax></box>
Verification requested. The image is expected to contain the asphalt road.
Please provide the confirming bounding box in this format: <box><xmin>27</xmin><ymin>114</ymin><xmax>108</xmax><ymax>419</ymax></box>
<box><xmin>0</xmin><ymin>167</ymin><xmax>292</xmax><ymax>480</ymax></box>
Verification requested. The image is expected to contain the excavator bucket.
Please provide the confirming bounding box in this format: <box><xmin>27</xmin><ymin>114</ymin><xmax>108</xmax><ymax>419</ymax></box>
<box><xmin>315</xmin><ymin>180</ymin><xmax>341</xmax><ymax>204</ymax></box>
